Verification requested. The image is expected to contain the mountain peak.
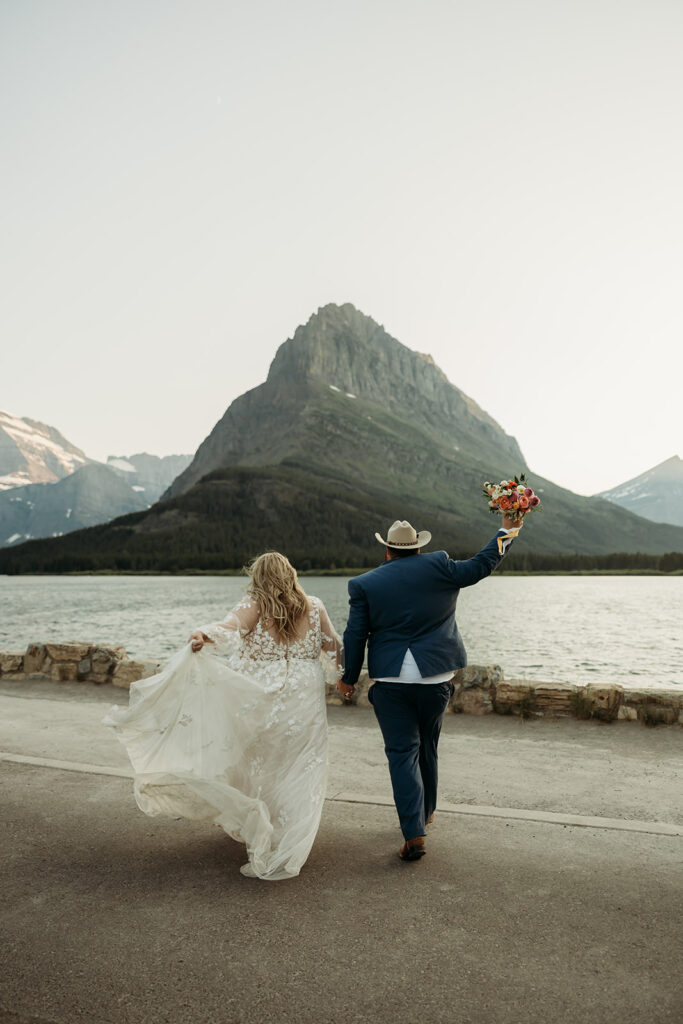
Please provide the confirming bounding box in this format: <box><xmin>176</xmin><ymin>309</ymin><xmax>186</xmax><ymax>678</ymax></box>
<box><xmin>265</xmin><ymin>302</ymin><xmax>508</xmax><ymax>448</ymax></box>
<box><xmin>165</xmin><ymin>302</ymin><xmax>524</xmax><ymax>499</ymax></box>
<box><xmin>267</xmin><ymin>302</ymin><xmax>454</xmax><ymax>392</ymax></box>
<box><xmin>597</xmin><ymin>455</ymin><xmax>683</xmax><ymax>527</ymax></box>
<box><xmin>0</xmin><ymin>409</ymin><xmax>90</xmax><ymax>490</ymax></box>
<box><xmin>308</xmin><ymin>301</ymin><xmax>379</xmax><ymax>329</ymax></box>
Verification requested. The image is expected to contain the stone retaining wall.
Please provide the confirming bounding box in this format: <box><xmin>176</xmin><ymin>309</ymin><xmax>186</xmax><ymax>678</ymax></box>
<box><xmin>1</xmin><ymin>644</ymin><xmax>681</xmax><ymax>725</ymax></box>
<box><xmin>327</xmin><ymin>665</ymin><xmax>683</xmax><ymax>726</ymax></box>
<box><xmin>0</xmin><ymin>643</ymin><xmax>161</xmax><ymax>689</ymax></box>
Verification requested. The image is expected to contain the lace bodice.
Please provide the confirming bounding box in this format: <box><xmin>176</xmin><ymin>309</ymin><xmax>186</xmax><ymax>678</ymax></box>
<box><xmin>242</xmin><ymin>600</ymin><xmax>324</xmax><ymax>662</ymax></box>
<box><xmin>199</xmin><ymin>594</ymin><xmax>342</xmax><ymax>676</ymax></box>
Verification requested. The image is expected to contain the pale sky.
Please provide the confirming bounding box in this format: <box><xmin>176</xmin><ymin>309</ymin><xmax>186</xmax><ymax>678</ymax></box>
<box><xmin>2</xmin><ymin>0</ymin><xmax>681</xmax><ymax>496</ymax></box>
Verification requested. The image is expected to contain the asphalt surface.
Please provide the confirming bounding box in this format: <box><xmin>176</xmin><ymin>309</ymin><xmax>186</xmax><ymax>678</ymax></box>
<box><xmin>1</xmin><ymin>681</ymin><xmax>682</xmax><ymax>1024</ymax></box>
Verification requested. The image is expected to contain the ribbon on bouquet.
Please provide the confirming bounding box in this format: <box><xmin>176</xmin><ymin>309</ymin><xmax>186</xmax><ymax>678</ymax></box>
<box><xmin>497</xmin><ymin>527</ymin><xmax>521</xmax><ymax>555</ymax></box>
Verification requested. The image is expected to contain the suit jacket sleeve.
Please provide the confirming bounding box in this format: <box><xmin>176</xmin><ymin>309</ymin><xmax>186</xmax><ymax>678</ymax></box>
<box><xmin>445</xmin><ymin>530</ymin><xmax>514</xmax><ymax>588</ymax></box>
<box><xmin>342</xmin><ymin>578</ymin><xmax>370</xmax><ymax>685</ymax></box>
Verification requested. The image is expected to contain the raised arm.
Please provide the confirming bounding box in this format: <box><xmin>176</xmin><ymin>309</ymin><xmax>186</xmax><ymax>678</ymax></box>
<box><xmin>445</xmin><ymin>515</ymin><xmax>523</xmax><ymax>589</ymax></box>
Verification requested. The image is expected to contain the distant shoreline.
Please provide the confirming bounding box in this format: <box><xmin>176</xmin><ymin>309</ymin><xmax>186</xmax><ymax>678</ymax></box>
<box><xmin>2</xmin><ymin>568</ymin><xmax>682</xmax><ymax>578</ymax></box>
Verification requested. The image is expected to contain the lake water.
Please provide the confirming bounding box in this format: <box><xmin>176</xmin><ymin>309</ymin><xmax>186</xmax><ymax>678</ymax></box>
<box><xmin>1</xmin><ymin>574</ymin><xmax>681</xmax><ymax>689</ymax></box>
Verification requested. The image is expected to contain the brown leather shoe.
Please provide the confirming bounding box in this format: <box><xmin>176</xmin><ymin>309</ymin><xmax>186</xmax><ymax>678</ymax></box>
<box><xmin>398</xmin><ymin>836</ymin><xmax>426</xmax><ymax>861</ymax></box>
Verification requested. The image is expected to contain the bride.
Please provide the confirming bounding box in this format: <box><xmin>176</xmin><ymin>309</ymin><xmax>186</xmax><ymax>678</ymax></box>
<box><xmin>103</xmin><ymin>552</ymin><xmax>342</xmax><ymax>881</ymax></box>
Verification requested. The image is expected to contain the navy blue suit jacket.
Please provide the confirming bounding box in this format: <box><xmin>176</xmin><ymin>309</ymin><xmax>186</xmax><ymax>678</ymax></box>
<box><xmin>342</xmin><ymin>531</ymin><xmax>513</xmax><ymax>685</ymax></box>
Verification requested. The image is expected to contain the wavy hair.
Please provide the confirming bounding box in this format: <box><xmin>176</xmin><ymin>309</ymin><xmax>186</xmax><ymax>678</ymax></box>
<box><xmin>245</xmin><ymin>551</ymin><xmax>308</xmax><ymax>641</ymax></box>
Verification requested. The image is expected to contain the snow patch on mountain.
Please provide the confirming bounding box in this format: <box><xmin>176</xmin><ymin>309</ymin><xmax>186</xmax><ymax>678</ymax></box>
<box><xmin>0</xmin><ymin>410</ymin><xmax>90</xmax><ymax>490</ymax></box>
<box><xmin>107</xmin><ymin>457</ymin><xmax>136</xmax><ymax>473</ymax></box>
<box><xmin>596</xmin><ymin>456</ymin><xmax>683</xmax><ymax>527</ymax></box>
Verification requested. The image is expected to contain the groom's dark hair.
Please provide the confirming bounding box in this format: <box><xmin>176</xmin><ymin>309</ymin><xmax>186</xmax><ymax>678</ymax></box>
<box><xmin>387</xmin><ymin>546</ymin><xmax>420</xmax><ymax>559</ymax></box>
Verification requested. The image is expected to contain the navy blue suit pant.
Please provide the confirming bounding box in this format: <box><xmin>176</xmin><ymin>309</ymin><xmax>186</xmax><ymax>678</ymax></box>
<box><xmin>369</xmin><ymin>680</ymin><xmax>454</xmax><ymax>840</ymax></box>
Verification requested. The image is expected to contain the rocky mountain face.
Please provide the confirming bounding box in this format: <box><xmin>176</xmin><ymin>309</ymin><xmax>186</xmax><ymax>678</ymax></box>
<box><xmin>106</xmin><ymin>453</ymin><xmax>193</xmax><ymax>504</ymax></box>
<box><xmin>165</xmin><ymin>303</ymin><xmax>523</xmax><ymax>498</ymax></box>
<box><xmin>0</xmin><ymin>464</ymin><xmax>148</xmax><ymax>547</ymax></box>
<box><xmin>0</xmin><ymin>410</ymin><xmax>90</xmax><ymax>489</ymax></box>
<box><xmin>3</xmin><ymin>303</ymin><xmax>683</xmax><ymax>571</ymax></box>
<box><xmin>596</xmin><ymin>456</ymin><xmax>683</xmax><ymax>527</ymax></box>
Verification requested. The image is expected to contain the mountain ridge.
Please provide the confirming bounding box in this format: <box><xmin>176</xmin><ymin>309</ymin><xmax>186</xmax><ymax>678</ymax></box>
<box><xmin>0</xmin><ymin>463</ymin><xmax>148</xmax><ymax>546</ymax></box>
<box><xmin>0</xmin><ymin>409</ymin><xmax>90</xmax><ymax>489</ymax></box>
<box><xmin>2</xmin><ymin>303</ymin><xmax>682</xmax><ymax>571</ymax></box>
<box><xmin>596</xmin><ymin>456</ymin><xmax>683</xmax><ymax>527</ymax></box>
<box><xmin>106</xmin><ymin>452</ymin><xmax>193</xmax><ymax>503</ymax></box>
<box><xmin>0</xmin><ymin>408</ymin><xmax>193</xmax><ymax>545</ymax></box>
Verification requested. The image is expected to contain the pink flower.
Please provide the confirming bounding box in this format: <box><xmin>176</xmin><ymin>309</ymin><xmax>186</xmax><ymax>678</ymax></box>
<box><xmin>530</xmin><ymin>495</ymin><xmax>540</xmax><ymax>506</ymax></box>
<box><xmin>524</xmin><ymin>487</ymin><xmax>533</xmax><ymax>498</ymax></box>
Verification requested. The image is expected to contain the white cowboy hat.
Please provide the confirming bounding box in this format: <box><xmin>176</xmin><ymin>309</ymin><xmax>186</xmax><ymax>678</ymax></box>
<box><xmin>375</xmin><ymin>520</ymin><xmax>432</xmax><ymax>550</ymax></box>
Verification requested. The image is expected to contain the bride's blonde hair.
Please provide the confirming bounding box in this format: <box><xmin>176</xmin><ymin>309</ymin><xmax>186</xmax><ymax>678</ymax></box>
<box><xmin>245</xmin><ymin>551</ymin><xmax>308</xmax><ymax>641</ymax></box>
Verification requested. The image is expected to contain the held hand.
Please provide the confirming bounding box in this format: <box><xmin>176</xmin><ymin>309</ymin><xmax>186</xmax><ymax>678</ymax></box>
<box><xmin>189</xmin><ymin>631</ymin><xmax>213</xmax><ymax>653</ymax></box>
<box><xmin>502</xmin><ymin>512</ymin><xmax>524</xmax><ymax>531</ymax></box>
<box><xmin>337</xmin><ymin>679</ymin><xmax>355</xmax><ymax>702</ymax></box>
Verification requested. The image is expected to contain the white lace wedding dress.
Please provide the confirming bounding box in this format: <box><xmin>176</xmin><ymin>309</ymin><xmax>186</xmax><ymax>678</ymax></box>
<box><xmin>103</xmin><ymin>595</ymin><xmax>341</xmax><ymax>881</ymax></box>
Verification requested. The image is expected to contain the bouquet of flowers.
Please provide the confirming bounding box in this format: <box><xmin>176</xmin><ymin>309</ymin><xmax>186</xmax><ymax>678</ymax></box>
<box><xmin>483</xmin><ymin>474</ymin><xmax>541</xmax><ymax>524</ymax></box>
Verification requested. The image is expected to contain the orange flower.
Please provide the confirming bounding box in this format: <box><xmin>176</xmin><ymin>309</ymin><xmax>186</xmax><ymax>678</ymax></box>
<box><xmin>518</xmin><ymin>495</ymin><xmax>530</xmax><ymax>509</ymax></box>
<box><xmin>499</xmin><ymin>496</ymin><xmax>511</xmax><ymax>510</ymax></box>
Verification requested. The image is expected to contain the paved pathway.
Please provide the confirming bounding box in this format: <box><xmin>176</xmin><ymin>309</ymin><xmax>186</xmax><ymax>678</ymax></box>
<box><xmin>1</xmin><ymin>680</ymin><xmax>682</xmax><ymax>1024</ymax></box>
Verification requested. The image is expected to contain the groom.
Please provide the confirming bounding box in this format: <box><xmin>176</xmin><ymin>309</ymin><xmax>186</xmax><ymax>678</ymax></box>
<box><xmin>338</xmin><ymin>514</ymin><xmax>521</xmax><ymax>861</ymax></box>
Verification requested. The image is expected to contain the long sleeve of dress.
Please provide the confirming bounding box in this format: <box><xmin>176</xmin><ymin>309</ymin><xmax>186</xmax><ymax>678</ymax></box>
<box><xmin>197</xmin><ymin>599</ymin><xmax>259</xmax><ymax>653</ymax></box>
<box><xmin>312</xmin><ymin>596</ymin><xmax>343</xmax><ymax>685</ymax></box>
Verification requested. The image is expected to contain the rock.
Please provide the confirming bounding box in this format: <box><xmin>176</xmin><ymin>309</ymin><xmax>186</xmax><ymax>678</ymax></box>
<box><xmin>141</xmin><ymin>658</ymin><xmax>161</xmax><ymax>676</ymax></box>
<box><xmin>623</xmin><ymin>688</ymin><xmax>683</xmax><ymax>711</ymax></box>
<box><xmin>111</xmin><ymin>659</ymin><xmax>161</xmax><ymax>690</ymax></box>
<box><xmin>638</xmin><ymin>704</ymin><xmax>679</xmax><ymax>726</ymax></box>
<box><xmin>493</xmin><ymin>680</ymin><xmax>534</xmax><ymax>716</ymax></box>
<box><xmin>450</xmin><ymin>664</ymin><xmax>503</xmax><ymax>715</ymax></box>
<box><xmin>49</xmin><ymin>661</ymin><xmax>78</xmax><ymax>682</ymax></box>
<box><xmin>532</xmin><ymin>682</ymin><xmax>580</xmax><ymax>717</ymax></box>
<box><xmin>452</xmin><ymin>687</ymin><xmax>493</xmax><ymax>715</ymax></box>
<box><xmin>77</xmin><ymin>658</ymin><xmax>92</xmax><ymax>680</ymax></box>
<box><xmin>90</xmin><ymin>647</ymin><xmax>114</xmax><ymax>675</ymax></box>
<box><xmin>453</xmin><ymin>666</ymin><xmax>483</xmax><ymax>688</ymax></box>
<box><xmin>623</xmin><ymin>690</ymin><xmax>682</xmax><ymax>726</ymax></box>
<box><xmin>45</xmin><ymin>642</ymin><xmax>91</xmax><ymax>662</ymax></box>
<box><xmin>583</xmin><ymin>684</ymin><xmax>624</xmax><ymax>722</ymax></box>
<box><xmin>452</xmin><ymin>665</ymin><xmax>503</xmax><ymax>689</ymax></box>
<box><xmin>0</xmin><ymin>652</ymin><xmax>24</xmax><ymax>675</ymax></box>
<box><xmin>24</xmin><ymin>643</ymin><xmax>47</xmax><ymax>674</ymax></box>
